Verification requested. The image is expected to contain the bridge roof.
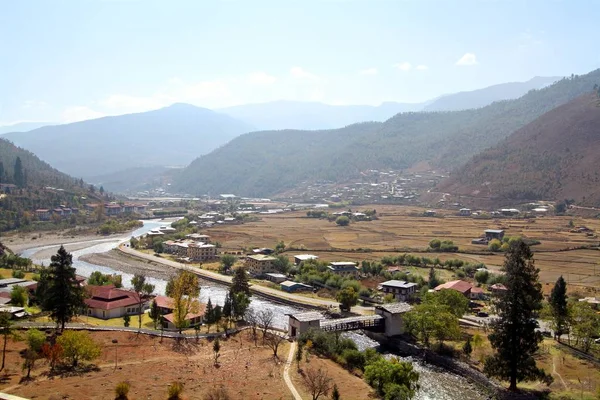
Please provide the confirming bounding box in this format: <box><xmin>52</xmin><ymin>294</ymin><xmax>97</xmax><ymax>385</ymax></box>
<box><xmin>376</xmin><ymin>302</ymin><xmax>413</xmax><ymax>314</ymax></box>
<box><xmin>288</xmin><ymin>311</ymin><xmax>325</xmax><ymax>322</ymax></box>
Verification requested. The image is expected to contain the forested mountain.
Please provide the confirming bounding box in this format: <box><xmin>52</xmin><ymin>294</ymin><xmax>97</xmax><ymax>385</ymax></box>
<box><xmin>218</xmin><ymin>101</ymin><xmax>424</xmax><ymax>130</ymax></box>
<box><xmin>0</xmin><ymin>138</ymin><xmax>79</xmax><ymax>189</ymax></box>
<box><xmin>437</xmin><ymin>93</ymin><xmax>600</xmax><ymax>206</ymax></box>
<box><xmin>0</xmin><ymin>121</ymin><xmax>55</xmax><ymax>135</ymax></box>
<box><xmin>88</xmin><ymin>166</ymin><xmax>179</xmax><ymax>194</ymax></box>
<box><xmin>3</xmin><ymin>103</ymin><xmax>253</xmax><ymax>178</ymax></box>
<box><xmin>173</xmin><ymin>70</ymin><xmax>600</xmax><ymax>197</ymax></box>
<box><xmin>423</xmin><ymin>76</ymin><xmax>560</xmax><ymax>112</ymax></box>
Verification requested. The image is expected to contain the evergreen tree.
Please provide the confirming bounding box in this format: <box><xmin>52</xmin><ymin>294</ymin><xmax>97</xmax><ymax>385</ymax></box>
<box><xmin>549</xmin><ymin>275</ymin><xmax>568</xmax><ymax>339</ymax></box>
<box><xmin>131</xmin><ymin>274</ymin><xmax>155</xmax><ymax>330</ymax></box>
<box><xmin>0</xmin><ymin>161</ymin><xmax>4</xmax><ymax>184</ymax></box>
<box><xmin>99</xmin><ymin>186</ymin><xmax>104</xmax><ymax>195</ymax></box>
<box><xmin>331</xmin><ymin>384</ymin><xmax>340</xmax><ymax>400</ymax></box>
<box><xmin>231</xmin><ymin>292</ymin><xmax>250</xmax><ymax>321</ymax></box>
<box><xmin>205</xmin><ymin>298</ymin><xmax>215</xmax><ymax>332</ymax></box>
<box><xmin>230</xmin><ymin>266</ymin><xmax>251</xmax><ymax>297</ymax></box>
<box><xmin>222</xmin><ymin>293</ymin><xmax>232</xmax><ymax>327</ymax></box>
<box><xmin>483</xmin><ymin>241</ymin><xmax>551</xmax><ymax>391</ymax></box>
<box><xmin>13</xmin><ymin>156</ymin><xmax>25</xmax><ymax>188</ymax></box>
<box><xmin>42</xmin><ymin>246</ymin><xmax>86</xmax><ymax>331</ymax></box>
<box><xmin>428</xmin><ymin>267</ymin><xmax>440</xmax><ymax>289</ymax></box>
<box><xmin>149</xmin><ymin>300</ymin><xmax>161</xmax><ymax>329</ymax></box>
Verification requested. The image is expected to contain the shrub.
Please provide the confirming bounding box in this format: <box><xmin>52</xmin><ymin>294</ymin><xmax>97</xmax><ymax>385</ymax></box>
<box><xmin>342</xmin><ymin>348</ymin><xmax>366</xmax><ymax>371</ymax></box>
<box><xmin>115</xmin><ymin>381</ymin><xmax>130</xmax><ymax>400</ymax></box>
<box><xmin>12</xmin><ymin>269</ymin><xmax>25</xmax><ymax>279</ymax></box>
<box><xmin>335</xmin><ymin>216</ymin><xmax>350</xmax><ymax>226</ymax></box>
<box><xmin>488</xmin><ymin>239</ymin><xmax>502</xmax><ymax>252</ymax></box>
<box><xmin>167</xmin><ymin>382</ymin><xmax>184</xmax><ymax>400</ymax></box>
<box><xmin>203</xmin><ymin>386</ymin><xmax>231</xmax><ymax>400</ymax></box>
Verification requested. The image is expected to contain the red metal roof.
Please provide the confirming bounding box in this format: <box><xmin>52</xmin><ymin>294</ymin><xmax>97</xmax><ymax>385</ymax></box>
<box><xmin>162</xmin><ymin>304</ymin><xmax>207</xmax><ymax>324</ymax></box>
<box><xmin>154</xmin><ymin>295</ymin><xmax>175</xmax><ymax>310</ymax></box>
<box><xmin>84</xmin><ymin>285</ymin><xmax>139</xmax><ymax>310</ymax></box>
<box><xmin>434</xmin><ymin>280</ymin><xmax>473</xmax><ymax>294</ymax></box>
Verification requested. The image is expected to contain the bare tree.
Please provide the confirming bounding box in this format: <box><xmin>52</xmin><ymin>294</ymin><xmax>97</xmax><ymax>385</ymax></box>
<box><xmin>245</xmin><ymin>309</ymin><xmax>259</xmax><ymax>346</ymax></box>
<box><xmin>302</xmin><ymin>367</ymin><xmax>332</xmax><ymax>400</ymax></box>
<box><xmin>265</xmin><ymin>332</ymin><xmax>285</xmax><ymax>358</ymax></box>
<box><xmin>257</xmin><ymin>309</ymin><xmax>274</xmax><ymax>344</ymax></box>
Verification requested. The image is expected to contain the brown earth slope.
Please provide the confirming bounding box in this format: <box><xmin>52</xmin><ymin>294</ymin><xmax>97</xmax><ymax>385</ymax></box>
<box><xmin>438</xmin><ymin>93</ymin><xmax>600</xmax><ymax>206</ymax></box>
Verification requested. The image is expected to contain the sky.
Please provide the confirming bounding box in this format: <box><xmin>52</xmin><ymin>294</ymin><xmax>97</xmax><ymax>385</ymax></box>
<box><xmin>1</xmin><ymin>0</ymin><xmax>599</xmax><ymax>125</ymax></box>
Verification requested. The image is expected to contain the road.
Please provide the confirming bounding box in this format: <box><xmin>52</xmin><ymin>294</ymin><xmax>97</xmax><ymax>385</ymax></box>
<box><xmin>284</xmin><ymin>341</ymin><xmax>303</xmax><ymax>400</ymax></box>
<box><xmin>119</xmin><ymin>245</ymin><xmax>374</xmax><ymax>315</ymax></box>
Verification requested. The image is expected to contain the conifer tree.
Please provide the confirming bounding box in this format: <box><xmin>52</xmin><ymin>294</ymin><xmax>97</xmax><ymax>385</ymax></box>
<box><xmin>484</xmin><ymin>241</ymin><xmax>552</xmax><ymax>390</ymax></box>
<box><xmin>549</xmin><ymin>275</ymin><xmax>568</xmax><ymax>339</ymax></box>
<box><xmin>13</xmin><ymin>157</ymin><xmax>25</xmax><ymax>188</ymax></box>
<box><xmin>230</xmin><ymin>266</ymin><xmax>251</xmax><ymax>297</ymax></box>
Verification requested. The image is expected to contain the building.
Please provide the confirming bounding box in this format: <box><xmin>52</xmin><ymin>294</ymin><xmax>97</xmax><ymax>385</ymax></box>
<box><xmin>245</xmin><ymin>254</ymin><xmax>278</xmax><ymax>276</ymax></box>
<box><xmin>187</xmin><ymin>243</ymin><xmax>216</xmax><ymax>261</ymax></box>
<box><xmin>489</xmin><ymin>283</ymin><xmax>508</xmax><ymax>296</ymax></box>
<box><xmin>158</xmin><ymin>298</ymin><xmax>207</xmax><ymax>330</ymax></box>
<box><xmin>459</xmin><ymin>208</ymin><xmax>472</xmax><ymax>216</ymax></box>
<box><xmin>470</xmin><ymin>287</ymin><xmax>486</xmax><ymax>300</ymax></box>
<box><xmin>0</xmin><ymin>278</ymin><xmax>38</xmax><ymax>302</ymax></box>
<box><xmin>0</xmin><ymin>306</ymin><xmax>28</xmax><ymax>319</ymax></box>
<box><xmin>378</xmin><ymin>280</ymin><xmax>418</xmax><ymax>301</ymax></box>
<box><xmin>294</xmin><ymin>254</ymin><xmax>319</xmax><ymax>265</ymax></box>
<box><xmin>105</xmin><ymin>204</ymin><xmax>123</xmax><ymax>216</ymax></box>
<box><xmin>280</xmin><ymin>280</ymin><xmax>313</xmax><ymax>293</ymax></box>
<box><xmin>434</xmin><ymin>280</ymin><xmax>473</xmax><ymax>297</ymax></box>
<box><xmin>287</xmin><ymin>311</ymin><xmax>324</xmax><ymax>337</ymax></box>
<box><xmin>186</xmin><ymin>234</ymin><xmax>210</xmax><ymax>242</ymax></box>
<box><xmin>424</xmin><ymin>210</ymin><xmax>436</xmax><ymax>217</ymax></box>
<box><xmin>264</xmin><ymin>273</ymin><xmax>288</xmax><ymax>284</ymax></box>
<box><xmin>84</xmin><ymin>285</ymin><xmax>144</xmax><ymax>319</ymax></box>
<box><xmin>579</xmin><ymin>297</ymin><xmax>600</xmax><ymax>310</ymax></box>
<box><xmin>374</xmin><ymin>303</ymin><xmax>413</xmax><ymax>337</ymax></box>
<box><xmin>485</xmin><ymin>229</ymin><xmax>505</xmax><ymax>241</ymax></box>
<box><xmin>153</xmin><ymin>295</ymin><xmax>175</xmax><ymax>315</ymax></box>
<box><xmin>252</xmin><ymin>248</ymin><xmax>274</xmax><ymax>255</ymax></box>
<box><xmin>500</xmin><ymin>208</ymin><xmax>520</xmax><ymax>216</ymax></box>
<box><xmin>327</xmin><ymin>262</ymin><xmax>359</xmax><ymax>277</ymax></box>
<box><xmin>35</xmin><ymin>209</ymin><xmax>51</xmax><ymax>221</ymax></box>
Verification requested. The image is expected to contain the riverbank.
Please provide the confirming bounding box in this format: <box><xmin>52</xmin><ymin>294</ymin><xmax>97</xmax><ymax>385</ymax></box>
<box><xmin>4</xmin><ymin>230</ymin><xmax>125</xmax><ymax>255</ymax></box>
<box><xmin>80</xmin><ymin>249</ymin><xmax>180</xmax><ymax>280</ymax></box>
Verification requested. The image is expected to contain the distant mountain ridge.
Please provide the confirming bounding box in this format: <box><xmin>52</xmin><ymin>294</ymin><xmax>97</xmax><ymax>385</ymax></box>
<box><xmin>437</xmin><ymin>93</ymin><xmax>600</xmax><ymax>206</ymax></box>
<box><xmin>0</xmin><ymin>121</ymin><xmax>56</xmax><ymax>135</ymax></box>
<box><xmin>172</xmin><ymin>70</ymin><xmax>600</xmax><ymax>198</ymax></box>
<box><xmin>3</xmin><ymin>104</ymin><xmax>254</xmax><ymax>178</ymax></box>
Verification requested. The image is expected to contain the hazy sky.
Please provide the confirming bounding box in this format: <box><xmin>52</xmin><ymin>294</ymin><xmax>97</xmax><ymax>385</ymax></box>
<box><xmin>1</xmin><ymin>0</ymin><xmax>598</xmax><ymax>124</ymax></box>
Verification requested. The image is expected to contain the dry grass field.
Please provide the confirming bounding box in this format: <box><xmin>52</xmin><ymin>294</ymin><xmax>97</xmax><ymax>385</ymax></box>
<box><xmin>207</xmin><ymin>205</ymin><xmax>600</xmax><ymax>293</ymax></box>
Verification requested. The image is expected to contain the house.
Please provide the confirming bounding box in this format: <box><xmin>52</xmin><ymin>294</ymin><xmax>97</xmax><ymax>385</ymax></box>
<box><xmin>153</xmin><ymin>295</ymin><xmax>175</xmax><ymax>314</ymax></box>
<box><xmin>500</xmin><ymin>208</ymin><xmax>520</xmax><ymax>216</ymax></box>
<box><xmin>579</xmin><ymin>297</ymin><xmax>600</xmax><ymax>310</ymax></box>
<box><xmin>287</xmin><ymin>311</ymin><xmax>324</xmax><ymax>337</ymax></box>
<box><xmin>470</xmin><ymin>287</ymin><xmax>486</xmax><ymax>300</ymax></box>
<box><xmin>105</xmin><ymin>204</ymin><xmax>123</xmax><ymax>216</ymax></box>
<box><xmin>378</xmin><ymin>280</ymin><xmax>418</xmax><ymax>301</ymax></box>
<box><xmin>0</xmin><ymin>278</ymin><xmax>38</xmax><ymax>301</ymax></box>
<box><xmin>158</xmin><ymin>298</ymin><xmax>207</xmax><ymax>330</ymax></box>
<box><xmin>84</xmin><ymin>285</ymin><xmax>144</xmax><ymax>320</ymax></box>
<box><xmin>265</xmin><ymin>273</ymin><xmax>288</xmax><ymax>284</ymax></box>
<box><xmin>374</xmin><ymin>303</ymin><xmax>413</xmax><ymax>337</ymax></box>
<box><xmin>0</xmin><ymin>183</ymin><xmax>16</xmax><ymax>194</ymax></box>
<box><xmin>280</xmin><ymin>280</ymin><xmax>313</xmax><ymax>293</ymax></box>
<box><xmin>187</xmin><ymin>243</ymin><xmax>217</xmax><ymax>261</ymax></box>
<box><xmin>186</xmin><ymin>234</ymin><xmax>210</xmax><ymax>242</ymax></box>
<box><xmin>0</xmin><ymin>306</ymin><xmax>28</xmax><ymax>319</ymax></box>
<box><xmin>459</xmin><ymin>208</ymin><xmax>472</xmax><ymax>216</ymax></box>
<box><xmin>424</xmin><ymin>210</ymin><xmax>436</xmax><ymax>217</ymax></box>
<box><xmin>434</xmin><ymin>280</ymin><xmax>473</xmax><ymax>297</ymax></box>
<box><xmin>489</xmin><ymin>283</ymin><xmax>508</xmax><ymax>296</ymax></box>
<box><xmin>327</xmin><ymin>262</ymin><xmax>359</xmax><ymax>277</ymax></box>
<box><xmin>294</xmin><ymin>254</ymin><xmax>319</xmax><ymax>265</ymax></box>
<box><xmin>35</xmin><ymin>209</ymin><xmax>51</xmax><ymax>221</ymax></box>
<box><xmin>158</xmin><ymin>226</ymin><xmax>177</xmax><ymax>233</ymax></box>
<box><xmin>252</xmin><ymin>248</ymin><xmax>274</xmax><ymax>255</ymax></box>
<box><xmin>245</xmin><ymin>254</ymin><xmax>278</xmax><ymax>276</ymax></box>
<box><xmin>485</xmin><ymin>229</ymin><xmax>505</xmax><ymax>241</ymax></box>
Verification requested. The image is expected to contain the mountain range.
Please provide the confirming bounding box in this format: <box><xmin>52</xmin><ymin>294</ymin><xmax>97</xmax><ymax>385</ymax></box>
<box><xmin>172</xmin><ymin>71</ymin><xmax>600</xmax><ymax>198</ymax></box>
<box><xmin>0</xmin><ymin>121</ymin><xmax>55</xmax><ymax>135</ymax></box>
<box><xmin>3</xmin><ymin>104</ymin><xmax>253</xmax><ymax>178</ymax></box>
<box><xmin>437</xmin><ymin>93</ymin><xmax>600</xmax><ymax>206</ymax></box>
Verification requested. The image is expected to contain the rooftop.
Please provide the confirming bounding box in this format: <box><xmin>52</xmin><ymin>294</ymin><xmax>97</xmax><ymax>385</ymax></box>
<box><xmin>247</xmin><ymin>254</ymin><xmax>277</xmax><ymax>261</ymax></box>
<box><xmin>280</xmin><ymin>280</ymin><xmax>312</xmax><ymax>289</ymax></box>
<box><xmin>294</xmin><ymin>254</ymin><xmax>319</xmax><ymax>261</ymax></box>
<box><xmin>265</xmin><ymin>273</ymin><xmax>287</xmax><ymax>279</ymax></box>
<box><xmin>485</xmin><ymin>229</ymin><xmax>505</xmax><ymax>234</ymax></box>
<box><xmin>434</xmin><ymin>280</ymin><xmax>473</xmax><ymax>294</ymax></box>
<box><xmin>376</xmin><ymin>302</ymin><xmax>413</xmax><ymax>314</ymax></box>
<box><xmin>289</xmin><ymin>311</ymin><xmax>324</xmax><ymax>322</ymax></box>
<box><xmin>380</xmin><ymin>280</ymin><xmax>418</xmax><ymax>289</ymax></box>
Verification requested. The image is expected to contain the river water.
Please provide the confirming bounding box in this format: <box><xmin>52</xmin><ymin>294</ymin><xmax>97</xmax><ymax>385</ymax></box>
<box><xmin>19</xmin><ymin>220</ymin><xmax>487</xmax><ymax>399</ymax></box>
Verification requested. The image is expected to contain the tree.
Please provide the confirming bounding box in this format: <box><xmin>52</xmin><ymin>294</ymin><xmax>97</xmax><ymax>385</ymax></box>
<box><xmin>123</xmin><ymin>314</ymin><xmax>130</xmax><ymax>327</ymax></box>
<box><xmin>257</xmin><ymin>309</ymin><xmax>274</xmax><ymax>344</ymax></box>
<box><xmin>204</xmin><ymin>298</ymin><xmax>215</xmax><ymax>333</ymax></box>
<box><xmin>131</xmin><ymin>274</ymin><xmax>155</xmax><ymax>330</ymax></box>
<box><xmin>296</xmin><ymin>341</ymin><xmax>304</xmax><ymax>370</ymax></box>
<box><xmin>13</xmin><ymin>156</ymin><xmax>25</xmax><ymax>188</ymax></box>
<box><xmin>0</xmin><ymin>312</ymin><xmax>13</xmax><ymax>371</ymax></box>
<box><xmin>230</xmin><ymin>267</ymin><xmax>251</xmax><ymax>297</ymax></box>
<box><xmin>404</xmin><ymin>302</ymin><xmax>460</xmax><ymax>347</ymax></box>
<box><xmin>331</xmin><ymin>383</ymin><xmax>340</xmax><ymax>400</ymax></box>
<box><xmin>488</xmin><ymin>239</ymin><xmax>502</xmax><ymax>252</ymax></box>
<box><xmin>463</xmin><ymin>337</ymin><xmax>473</xmax><ymax>359</ymax></box>
<box><xmin>265</xmin><ymin>332</ymin><xmax>285</xmax><ymax>358</ymax></box>
<box><xmin>549</xmin><ymin>275</ymin><xmax>568</xmax><ymax>339</ymax></box>
<box><xmin>474</xmin><ymin>270</ymin><xmax>490</xmax><ymax>285</ymax></box>
<box><xmin>42</xmin><ymin>246</ymin><xmax>86</xmax><ymax>331</ymax></box>
<box><xmin>427</xmin><ymin>289</ymin><xmax>469</xmax><ymax>318</ymax></box>
<box><xmin>231</xmin><ymin>292</ymin><xmax>250</xmax><ymax>322</ymax></box>
<box><xmin>41</xmin><ymin>342</ymin><xmax>63</xmax><ymax>372</ymax></box>
<box><xmin>10</xmin><ymin>284</ymin><xmax>28</xmax><ymax>307</ymax></box>
<box><xmin>99</xmin><ymin>185</ymin><xmax>104</xmax><ymax>195</ymax></box>
<box><xmin>220</xmin><ymin>254</ymin><xmax>237</xmax><ymax>273</ymax></box>
<box><xmin>336</xmin><ymin>287</ymin><xmax>359</xmax><ymax>312</ymax></box>
<box><xmin>335</xmin><ymin>216</ymin><xmax>350</xmax><ymax>226</ymax></box>
<box><xmin>302</xmin><ymin>367</ymin><xmax>333</xmax><ymax>400</ymax></box>
<box><xmin>570</xmin><ymin>301</ymin><xmax>600</xmax><ymax>353</ymax></box>
<box><xmin>171</xmin><ymin>271</ymin><xmax>200</xmax><ymax>334</ymax></box>
<box><xmin>56</xmin><ymin>330</ymin><xmax>101</xmax><ymax>368</ymax></box>
<box><xmin>222</xmin><ymin>293</ymin><xmax>232</xmax><ymax>328</ymax></box>
<box><xmin>213</xmin><ymin>338</ymin><xmax>221</xmax><ymax>365</ymax></box>
<box><xmin>149</xmin><ymin>300</ymin><xmax>161</xmax><ymax>329</ymax></box>
<box><xmin>427</xmin><ymin>267</ymin><xmax>440</xmax><ymax>289</ymax></box>
<box><xmin>429</xmin><ymin>239</ymin><xmax>441</xmax><ymax>250</ymax></box>
<box><xmin>26</xmin><ymin>329</ymin><xmax>46</xmax><ymax>354</ymax></box>
<box><xmin>363</xmin><ymin>358</ymin><xmax>419</xmax><ymax>399</ymax></box>
<box><xmin>165</xmin><ymin>275</ymin><xmax>176</xmax><ymax>297</ymax></box>
<box><xmin>483</xmin><ymin>241</ymin><xmax>551</xmax><ymax>391</ymax></box>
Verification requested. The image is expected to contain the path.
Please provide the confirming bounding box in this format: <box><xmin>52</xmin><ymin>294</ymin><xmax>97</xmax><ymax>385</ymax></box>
<box><xmin>552</xmin><ymin>355</ymin><xmax>567</xmax><ymax>389</ymax></box>
<box><xmin>119</xmin><ymin>245</ymin><xmax>374</xmax><ymax>315</ymax></box>
<box><xmin>284</xmin><ymin>341</ymin><xmax>302</xmax><ymax>400</ymax></box>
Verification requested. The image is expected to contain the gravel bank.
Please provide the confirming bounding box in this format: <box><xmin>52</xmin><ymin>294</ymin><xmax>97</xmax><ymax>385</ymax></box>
<box><xmin>80</xmin><ymin>249</ymin><xmax>179</xmax><ymax>280</ymax></box>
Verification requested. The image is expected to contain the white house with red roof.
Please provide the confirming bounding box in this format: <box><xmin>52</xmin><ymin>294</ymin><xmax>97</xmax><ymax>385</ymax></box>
<box><xmin>152</xmin><ymin>295</ymin><xmax>206</xmax><ymax>330</ymax></box>
<box><xmin>84</xmin><ymin>285</ymin><xmax>145</xmax><ymax>319</ymax></box>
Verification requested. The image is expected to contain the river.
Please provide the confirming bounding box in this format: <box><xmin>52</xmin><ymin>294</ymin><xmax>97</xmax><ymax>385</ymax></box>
<box><xmin>19</xmin><ymin>220</ymin><xmax>487</xmax><ymax>399</ymax></box>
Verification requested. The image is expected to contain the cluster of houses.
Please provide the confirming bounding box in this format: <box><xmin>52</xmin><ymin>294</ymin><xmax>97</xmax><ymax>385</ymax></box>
<box><xmin>84</xmin><ymin>202</ymin><xmax>147</xmax><ymax>216</ymax></box>
<box><xmin>162</xmin><ymin>234</ymin><xmax>217</xmax><ymax>262</ymax></box>
<box><xmin>0</xmin><ymin>277</ymin><xmax>39</xmax><ymax>319</ymax></box>
<box><xmin>35</xmin><ymin>205</ymin><xmax>80</xmax><ymax>221</ymax></box>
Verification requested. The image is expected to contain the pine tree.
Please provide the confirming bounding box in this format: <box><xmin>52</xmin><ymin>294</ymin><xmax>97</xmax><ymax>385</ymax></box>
<box><xmin>331</xmin><ymin>384</ymin><xmax>340</xmax><ymax>400</ymax></box>
<box><xmin>230</xmin><ymin>266</ymin><xmax>251</xmax><ymax>297</ymax></box>
<box><xmin>549</xmin><ymin>276</ymin><xmax>568</xmax><ymax>340</ymax></box>
<box><xmin>483</xmin><ymin>241</ymin><xmax>551</xmax><ymax>390</ymax></box>
<box><xmin>222</xmin><ymin>293</ymin><xmax>232</xmax><ymax>327</ymax></box>
<box><xmin>0</xmin><ymin>161</ymin><xmax>4</xmax><ymax>184</ymax></box>
<box><xmin>42</xmin><ymin>246</ymin><xmax>86</xmax><ymax>331</ymax></box>
<box><xmin>149</xmin><ymin>300</ymin><xmax>161</xmax><ymax>329</ymax></box>
<box><xmin>13</xmin><ymin>157</ymin><xmax>25</xmax><ymax>188</ymax></box>
<box><xmin>428</xmin><ymin>267</ymin><xmax>440</xmax><ymax>289</ymax></box>
<box><xmin>205</xmin><ymin>298</ymin><xmax>214</xmax><ymax>332</ymax></box>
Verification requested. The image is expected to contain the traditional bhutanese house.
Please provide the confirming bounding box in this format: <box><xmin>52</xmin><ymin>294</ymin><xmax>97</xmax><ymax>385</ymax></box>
<box><xmin>153</xmin><ymin>295</ymin><xmax>175</xmax><ymax>315</ymax></box>
<box><xmin>287</xmin><ymin>311</ymin><xmax>324</xmax><ymax>337</ymax></box>
<box><xmin>35</xmin><ymin>209</ymin><xmax>51</xmax><ymax>221</ymax></box>
<box><xmin>245</xmin><ymin>254</ymin><xmax>277</xmax><ymax>276</ymax></box>
<box><xmin>294</xmin><ymin>254</ymin><xmax>319</xmax><ymax>265</ymax></box>
<box><xmin>459</xmin><ymin>208</ymin><xmax>472</xmax><ymax>216</ymax></box>
<box><xmin>485</xmin><ymin>229</ymin><xmax>505</xmax><ymax>241</ymax></box>
<box><xmin>327</xmin><ymin>262</ymin><xmax>359</xmax><ymax>277</ymax></box>
<box><xmin>185</xmin><ymin>234</ymin><xmax>210</xmax><ymax>243</ymax></box>
<box><xmin>434</xmin><ymin>280</ymin><xmax>473</xmax><ymax>297</ymax></box>
<box><xmin>489</xmin><ymin>283</ymin><xmax>508</xmax><ymax>296</ymax></box>
<box><xmin>579</xmin><ymin>297</ymin><xmax>600</xmax><ymax>310</ymax></box>
<box><xmin>470</xmin><ymin>286</ymin><xmax>486</xmax><ymax>300</ymax></box>
<box><xmin>378</xmin><ymin>280</ymin><xmax>418</xmax><ymax>301</ymax></box>
<box><xmin>162</xmin><ymin>303</ymin><xmax>207</xmax><ymax>330</ymax></box>
<box><xmin>84</xmin><ymin>285</ymin><xmax>144</xmax><ymax>320</ymax></box>
<box><xmin>187</xmin><ymin>243</ymin><xmax>217</xmax><ymax>261</ymax></box>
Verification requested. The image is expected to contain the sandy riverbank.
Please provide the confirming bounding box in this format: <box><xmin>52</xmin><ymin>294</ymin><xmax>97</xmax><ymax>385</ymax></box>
<box><xmin>80</xmin><ymin>249</ymin><xmax>180</xmax><ymax>280</ymax></box>
<box><xmin>3</xmin><ymin>231</ymin><xmax>125</xmax><ymax>254</ymax></box>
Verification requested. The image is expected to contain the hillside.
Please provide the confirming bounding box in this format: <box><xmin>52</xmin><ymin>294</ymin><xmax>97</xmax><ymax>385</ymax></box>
<box><xmin>423</xmin><ymin>76</ymin><xmax>561</xmax><ymax>112</ymax></box>
<box><xmin>173</xmin><ymin>70</ymin><xmax>600</xmax><ymax>197</ymax></box>
<box><xmin>3</xmin><ymin>104</ymin><xmax>253</xmax><ymax>178</ymax></box>
<box><xmin>437</xmin><ymin>93</ymin><xmax>600</xmax><ymax>206</ymax></box>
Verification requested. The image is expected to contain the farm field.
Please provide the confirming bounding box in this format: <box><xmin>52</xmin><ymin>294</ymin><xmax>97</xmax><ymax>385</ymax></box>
<box><xmin>207</xmin><ymin>205</ymin><xmax>600</xmax><ymax>293</ymax></box>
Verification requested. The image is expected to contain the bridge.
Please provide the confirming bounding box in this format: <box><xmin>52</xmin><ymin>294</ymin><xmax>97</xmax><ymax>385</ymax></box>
<box><xmin>320</xmin><ymin>315</ymin><xmax>384</xmax><ymax>332</ymax></box>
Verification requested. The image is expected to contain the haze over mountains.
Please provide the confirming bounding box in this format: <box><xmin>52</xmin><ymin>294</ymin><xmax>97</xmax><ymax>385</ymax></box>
<box><xmin>0</xmin><ymin>121</ymin><xmax>55</xmax><ymax>135</ymax></box>
<box><xmin>173</xmin><ymin>70</ymin><xmax>600</xmax><ymax>199</ymax></box>
<box><xmin>438</xmin><ymin>93</ymin><xmax>600</xmax><ymax>206</ymax></box>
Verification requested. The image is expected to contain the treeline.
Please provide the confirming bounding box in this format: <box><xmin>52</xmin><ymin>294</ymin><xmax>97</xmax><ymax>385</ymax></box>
<box><xmin>97</xmin><ymin>219</ymin><xmax>143</xmax><ymax>235</ymax></box>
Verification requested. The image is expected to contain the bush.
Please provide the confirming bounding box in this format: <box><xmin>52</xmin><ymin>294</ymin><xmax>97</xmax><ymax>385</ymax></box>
<box><xmin>488</xmin><ymin>239</ymin><xmax>502</xmax><ymax>252</ymax></box>
<box><xmin>168</xmin><ymin>382</ymin><xmax>184</xmax><ymax>400</ymax></box>
<box><xmin>474</xmin><ymin>270</ymin><xmax>489</xmax><ymax>284</ymax></box>
<box><xmin>115</xmin><ymin>381</ymin><xmax>130</xmax><ymax>400</ymax></box>
<box><xmin>429</xmin><ymin>239</ymin><xmax>441</xmax><ymax>249</ymax></box>
<box><xmin>342</xmin><ymin>349</ymin><xmax>366</xmax><ymax>371</ymax></box>
<box><xmin>12</xmin><ymin>269</ymin><xmax>25</xmax><ymax>279</ymax></box>
<box><xmin>335</xmin><ymin>216</ymin><xmax>350</xmax><ymax>226</ymax></box>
